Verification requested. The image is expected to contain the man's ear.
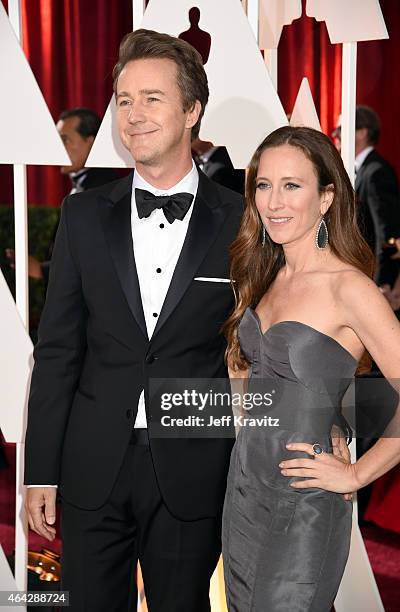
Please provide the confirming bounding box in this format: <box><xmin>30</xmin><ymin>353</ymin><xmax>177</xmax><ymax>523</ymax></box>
<box><xmin>185</xmin><ymin>100</ymin><xmax>202</xmax><ymax>130</ymax></box>
<box><xmin>320</xmin><ymin>184</ymin><xmax>334</xmax><ymax>215</ymax></box>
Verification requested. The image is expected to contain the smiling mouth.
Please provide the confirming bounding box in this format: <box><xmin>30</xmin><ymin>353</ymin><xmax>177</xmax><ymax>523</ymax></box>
<box><xmin>128</xmin><ymin>129</ymin><xmax>158</xmax><ymax>137</ymax></box>
<box><xmin>267</xmin><ymin>217</ymin><xmax>293</xmax><ymax>224</ymax></box>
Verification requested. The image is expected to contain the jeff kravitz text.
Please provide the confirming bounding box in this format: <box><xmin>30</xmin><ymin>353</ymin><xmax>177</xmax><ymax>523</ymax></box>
<box><xmin>160</xmin><ymin>414</ymin><xmax>280</xmax><ymax>427</ymax></box>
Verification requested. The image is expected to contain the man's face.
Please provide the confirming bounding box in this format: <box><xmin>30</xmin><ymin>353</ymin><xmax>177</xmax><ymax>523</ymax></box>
<box><xmin>332</xmin><ymin>122</ymin><xmax>369</xmax><ymax>157</ymax></box>
<box><xmin>355</xmin><ymin>127</ymin><xmax>369</xmax><ymax>156</ymax></box>
<box><xmin>56</xmin><ymin>116</ymin><xmax>94</xmax><ymax>174</ymax></box>
<box><xmin>116</xmin><ymin>58</ymin><xmax>199</xmax><ymax>168</ymax></box>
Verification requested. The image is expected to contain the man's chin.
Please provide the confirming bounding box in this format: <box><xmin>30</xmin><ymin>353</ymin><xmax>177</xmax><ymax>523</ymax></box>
<box><xmin>130</xmin><ymin>149</ymin><xmax>158</xmax><ymax>166</ymax></box>
<box><xmin>60</xmin><ymin>166</ymin><xmax>73</xmax><ymax>175</ymax></box>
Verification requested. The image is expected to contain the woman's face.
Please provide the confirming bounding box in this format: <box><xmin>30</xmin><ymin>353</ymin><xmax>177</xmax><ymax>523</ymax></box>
<box><xmin>255</xmin><ymin>144</ymin><xmax>332</xmax><ymax>246</ymax></box>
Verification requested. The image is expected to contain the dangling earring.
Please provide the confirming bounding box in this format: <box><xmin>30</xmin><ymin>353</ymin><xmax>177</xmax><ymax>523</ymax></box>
<box><xmin>261</xmin><ymin>225</ymin><xmax>266</xmax><ymax>247</ymax></box>
<box><xmin>316</xmin><ymin>216</ymin><xmax>329</xmax><ymax>249</ymax></box>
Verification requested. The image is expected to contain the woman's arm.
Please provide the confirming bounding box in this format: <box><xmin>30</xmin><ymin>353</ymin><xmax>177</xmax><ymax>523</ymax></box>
<box><xmin>279</xmin><ymin>271</ymin><xmax>400</xmax><ymax>493</ymax></box>
<box><xmin>338</xmin><ymin>271</ymin><xmax>400</xmax><ymax>488</ymax></box>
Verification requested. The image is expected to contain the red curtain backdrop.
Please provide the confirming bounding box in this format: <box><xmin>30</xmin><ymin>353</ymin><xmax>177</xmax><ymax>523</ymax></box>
<box><xmin>356</xmin><ymin>0</ymin><xmax>400</xmax><ymax>176</ymax></box>
<box><xmin>0</xmin><ymin>0</ymin><xmax>399</xmax><ymax>207</ymax></box>
<box><xmin>20</xmin><ymin>0</ymin><xmax>133</xmax><ymax>206</ymax></box>
<box><xmin>278</xmin><ymin>0</ymin><xmax>400</xmax><ymax>175</ymax></box>
<box><xmin>0</xmin><ymin>0</ymin><xmax>133</xmax><ymax>207</ymax></box>
<box><xmin>277</xmin><ymin>6</ymin><xmax>342</xmax><ymax>140</ymax></box>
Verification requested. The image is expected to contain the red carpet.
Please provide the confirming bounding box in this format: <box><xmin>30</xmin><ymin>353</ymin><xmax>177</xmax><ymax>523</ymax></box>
<box><xmin>361</xmin><ymin>524</ymin><xmax>400</xmax><ymax>612</ymax></box>
<box><xmin>1</xmin><ymin>441</ymin><xmax>399</xmax><ymax>609</ymax></box>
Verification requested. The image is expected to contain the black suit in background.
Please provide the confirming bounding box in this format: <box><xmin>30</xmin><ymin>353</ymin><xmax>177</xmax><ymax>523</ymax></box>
<box><xmin>41</xmin><ymin>167</ymin><xmax>119</xmax><ymax>285</ymax></box>
<box><xmin>355</xmin><ymin>149</ymin><xmax>400</xmax><ymax>287</ymax></box>
<box><xmin>74</xmin><ymin>166</ymin><xmax>119</xmax><ymax>192</ymax></box>
<box><xmin>355</xmin><ymin>149</ymin><xmax>400</xmax><ymax>520</ymax></box>
<box><xmin>197</xmin><ymin>146</ymin><xmax>245</xmax><ymax>194</ymax></box>
<box><xmin>24</xmin><ymin>170</ymin><xmax>243</xmax><ymax>611</ymax></box>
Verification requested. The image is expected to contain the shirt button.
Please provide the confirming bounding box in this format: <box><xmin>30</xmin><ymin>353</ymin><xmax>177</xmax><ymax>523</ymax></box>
<box><xmin>126</xmin><ymin>409</ymin><xmax>133</xmax><ymax>419</ymax></box>
<box><xmin>153</xmin><ymin>312</ymin><xmax>158</xmax><ymax>317</ymax></box>
<box><xmin>145</xmin><ymin>354</ymin><xmax>157</xmax><ymax>364</ymax></box>
<box><xmin>156</xmin><ymin>268</ymin><xmax>162</xmax><ymax>273</ymax></box>
<box><xmin>159</xmin><ymin>223</ymin><xmax>164</xmax><ymax>228</ymax></box>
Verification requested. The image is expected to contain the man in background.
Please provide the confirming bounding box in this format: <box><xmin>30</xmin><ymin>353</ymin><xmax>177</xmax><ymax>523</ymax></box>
<box><xmin>57</xmin><ymin>107</ymin><xmax>118</xmax><ymax>194</ymax></box>
<box><xmin>334</xmin><ymin>106</ymin><xmax>400</xmax><ymax>523</ymax></box>
<box><xmin>5</xmin><ymin>107</ymin><xmax>118</xmax><ymax>282</ymax></box>
<box><xmin>333</xmin><ymin>105</ymin><xmax>400</xmax><ymax>288</ymax></box>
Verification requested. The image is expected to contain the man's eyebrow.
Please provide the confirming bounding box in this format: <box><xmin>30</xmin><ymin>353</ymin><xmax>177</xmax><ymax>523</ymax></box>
<box><xmin>116</xmin><ymin>89</ymin><xmax>166</xmax><ymax>99</ymax></box>
<box><xmin>116</xmin><ymin>91</ymin><xmax>130</xmax><ymax>99</ymax></box>
<box><xmin>139</xmin><ymin>89</ymin><xmax>166</xmax><ymax>96</ymax></box>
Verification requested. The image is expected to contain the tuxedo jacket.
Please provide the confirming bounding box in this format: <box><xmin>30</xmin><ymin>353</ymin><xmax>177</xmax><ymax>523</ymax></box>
<box><xmin>355</xmin><ymin>149</ymin><xmax>400</xmax><ymax>286</ymax></box>
<box><xmin>24</xmin><ymin>170</ymin><xmax>243</xmax><ymax>520</ymax></box>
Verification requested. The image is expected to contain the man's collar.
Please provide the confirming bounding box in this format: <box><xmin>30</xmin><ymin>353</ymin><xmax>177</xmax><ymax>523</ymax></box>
<box><xmin>355</xmin><ymin>146</ymin><xmax>374</xmax><ymax>172</ymax></box>
<box><xmin>69</xmin><ymin>168</ymin><xmax>89</xmax><ymax>180</ymax></box>
<box><xmin>132</xmin><ymin>160</ymin><xmax>198</xmax><ymax>197</ymax></box>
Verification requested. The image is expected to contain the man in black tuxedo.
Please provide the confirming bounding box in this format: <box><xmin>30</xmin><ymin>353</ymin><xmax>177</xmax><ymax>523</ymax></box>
<box><xmin>24</xmin><ymin>29</ymin><xmax>242</xmax><ymax>611</ymax></box>
<box><xmin>333</xmin><ymin>105</ymin><xmax>400</xmax><ymax>287</ymax></box>
<box><xmin>56</xmin><ymin>107</ymin><xmax>119</xmax><ymax>195</ymax></box>
<box><xmin>5</xmin><ymin>108</ymin><xmax>118</xmax><ymax>284</ymax></box>
<box><xmin>41</xmin><ymin>108</ymin><xmax>119</xmax><ymax>285</ymax></box>
<box><xmin>334</xmin><ymin>106</ymin><xmax>400</xmax><ymax>521</ymax></box>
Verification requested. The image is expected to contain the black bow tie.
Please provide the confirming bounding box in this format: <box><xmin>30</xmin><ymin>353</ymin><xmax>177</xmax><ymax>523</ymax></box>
<box><xmin>135</xmin><ymin>188</ymin><xmax>194</xmax><ymax>224</ymax></box>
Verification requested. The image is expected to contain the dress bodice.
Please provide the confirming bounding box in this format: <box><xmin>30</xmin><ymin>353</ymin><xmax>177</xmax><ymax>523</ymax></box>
<box><xmin>235</xmin><ymin>307</ymin><xmax>357</xmax><ymax>444</ymax></box>
<box><xmin>238</xmin><ymin>307</ymin><xmax>358</xmax><ymax>391</ymax></box>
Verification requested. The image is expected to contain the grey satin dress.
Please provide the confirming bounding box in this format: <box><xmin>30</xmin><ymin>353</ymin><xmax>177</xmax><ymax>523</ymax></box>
<box><xmin>222</xmin><ymin>307</ymin><xmax>357</xmax><ymax>612</ymax></box>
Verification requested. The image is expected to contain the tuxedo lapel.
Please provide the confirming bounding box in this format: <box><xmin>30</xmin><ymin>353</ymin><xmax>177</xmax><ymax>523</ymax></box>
<box><xmin>355</xmin><ymin>166</ymin><xmax>363</xmax><ymax>192</ymax></box>
<box><xmin>98</xmin><ymin>173</ymin><xmax>148</xmax><ymax>340</ymax></box>
<box><xmin>151</xmin><ymin>172</ymin><xmax>230</xmax><ymax>339</ymax></box>
<box><xmin>355</xmin><ymin>150</ymin><xmax>374</xmax><ymax>192</ymax></box>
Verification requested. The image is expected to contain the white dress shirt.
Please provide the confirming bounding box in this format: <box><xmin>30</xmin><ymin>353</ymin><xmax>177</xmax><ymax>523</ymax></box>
<box><xmin>28</xmin><ymin>162</ymin><xmax>199</xmax><ymax>487</ymax></box>
<box><xmin>355</xmin><ymin>146</ymin><xmax>374</xmax><ymax>174</ymax></box>
<box><xmin>132</xmin><ymin>161</ymin><xmax>198</xmax><ymax>427</ymax></box>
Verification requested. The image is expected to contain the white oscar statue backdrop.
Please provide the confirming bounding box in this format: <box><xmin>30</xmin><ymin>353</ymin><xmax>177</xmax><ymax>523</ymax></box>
<box><xmin>0</xmin><ymin>0</ymin><xmax>71</xmax><ymax>606</ymax></box>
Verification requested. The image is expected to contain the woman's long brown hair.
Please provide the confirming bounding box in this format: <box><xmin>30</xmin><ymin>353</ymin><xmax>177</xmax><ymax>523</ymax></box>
<box><xmin>223</xmin><ymin>126</ymin><xmax>375</xmax><ymax>372</ymax></box>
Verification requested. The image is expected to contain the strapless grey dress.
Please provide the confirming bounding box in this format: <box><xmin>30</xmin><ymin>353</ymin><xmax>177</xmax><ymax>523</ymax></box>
<box><xmin>222</xmin><ymin>307</ymin><xmax>357</xmax><ymax>612</ymax></box>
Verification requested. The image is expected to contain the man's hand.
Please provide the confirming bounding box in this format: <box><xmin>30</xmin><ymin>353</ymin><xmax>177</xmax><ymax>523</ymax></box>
<box><xmin>25</xmin><ymin>487</ymin><xmax>57</xmax><ymax>541</ymax></box>
<box><xmin>331</xmin><ymin>426</ymin><xmax>353</xmax><ymax>501</ymax></box>
<box><xmin>5</xmin><ymin>249</ymin><xmax>43</xmax><ymax>280</ymax></box>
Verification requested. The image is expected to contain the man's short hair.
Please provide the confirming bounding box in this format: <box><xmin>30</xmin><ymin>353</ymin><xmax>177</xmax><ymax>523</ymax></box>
<box><xmin>112</xmin><ymin>29</ymin><xmax>209</xmax><ymax>139</ymax></box>
<box><xmin>58</xmin><ymin>108</ymin><xmax>101</xmax><ymax>139</ymax></box>
<box><xmin>356</xmin><ymin>105</ymin><xmax>381</xmax><ymax>145</ymax></box>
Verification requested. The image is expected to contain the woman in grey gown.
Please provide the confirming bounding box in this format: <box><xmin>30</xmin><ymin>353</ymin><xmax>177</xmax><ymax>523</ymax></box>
<box><xmin>222</xmin><ymin>126</ymin><xmax>400</xmax><ymax>611</ymax></box>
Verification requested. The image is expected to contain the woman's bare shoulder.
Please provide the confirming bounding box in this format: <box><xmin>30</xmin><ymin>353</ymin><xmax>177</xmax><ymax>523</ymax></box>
<box><xmin>327</xmin><ymin>262</ymin><xmax>374</xmax><ymax>295</ymax></box>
